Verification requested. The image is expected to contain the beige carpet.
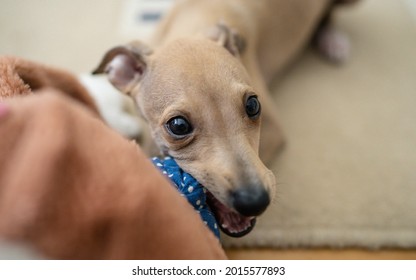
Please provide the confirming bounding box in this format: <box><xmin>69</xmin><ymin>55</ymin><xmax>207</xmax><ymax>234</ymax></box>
<box><xmin>223</xmin><ymin>0</ymin><xmax>416</xmax><ymax>249</ymax></box>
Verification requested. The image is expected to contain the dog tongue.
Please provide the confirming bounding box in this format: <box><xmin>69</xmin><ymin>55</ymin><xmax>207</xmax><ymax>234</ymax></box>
<box><xmin>206</xmin><ymin>191</ymin><xmax>256</xmax><ymax>237</ymax></box>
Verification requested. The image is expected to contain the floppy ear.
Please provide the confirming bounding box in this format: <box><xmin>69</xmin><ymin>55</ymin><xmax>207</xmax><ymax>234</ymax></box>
<box><xmin>205</xmin><ymin>22</ymin><xmax>246</xmax><ymax>57</ymax></box>
<box><xmin>92</xmin><ymin>41</ymin><xmax>152</xmax><ymax>95</ymax></box>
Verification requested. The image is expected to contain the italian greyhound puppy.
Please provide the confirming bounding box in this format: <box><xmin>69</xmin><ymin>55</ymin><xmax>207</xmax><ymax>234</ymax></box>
<box><xmin>93</xmin><ymin>0</ymin><xmax>357</xmax><ymax>237</ymax></box>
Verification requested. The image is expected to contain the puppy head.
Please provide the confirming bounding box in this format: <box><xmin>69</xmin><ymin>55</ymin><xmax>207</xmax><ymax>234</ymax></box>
<box><xmin>94</xmin><ymin>24</ymin><xmax>275</xmax><ymax>237</ymax></box>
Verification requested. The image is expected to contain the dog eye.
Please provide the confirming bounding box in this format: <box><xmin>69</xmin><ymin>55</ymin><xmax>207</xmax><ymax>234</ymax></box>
<box><xmin>245</xmin><ymin>96</ymin><xmax>261</xmax><ymax>119</ymax></box>
<box><xmin>166</xmin><ymin>116</ymin><xmax>193</xmax><ymax>137</ymax></box>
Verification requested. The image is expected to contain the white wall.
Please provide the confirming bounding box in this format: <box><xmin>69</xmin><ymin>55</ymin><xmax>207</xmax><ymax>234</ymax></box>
<box><xmin>0</xmin><ymin>0</ymin><xmax>129</xmax><ymax>73</ymax></box>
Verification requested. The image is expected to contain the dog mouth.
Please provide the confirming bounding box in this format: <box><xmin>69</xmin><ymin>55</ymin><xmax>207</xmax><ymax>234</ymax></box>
<box><xmin>206</xmin><ymin>191</ymin><xmax>256</xmax><ymax>237</ymax></box>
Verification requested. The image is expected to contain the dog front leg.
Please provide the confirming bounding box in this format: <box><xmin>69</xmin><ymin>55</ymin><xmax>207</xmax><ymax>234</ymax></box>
<box><xmin>244</xmin><ymin>55</ymin><xmax>285</xmax><ymax>164</ymax></box>
<box><xmin>258</xmin><ymin>92</ymin><xmax>286</xmax><ymax>165</ymax></box>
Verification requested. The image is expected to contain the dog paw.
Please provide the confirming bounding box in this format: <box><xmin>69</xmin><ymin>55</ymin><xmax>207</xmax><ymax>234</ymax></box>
<box><xmin>314</xmin><ymin>26</ymin><xmax>351</xmax><ymax>64</ymax></box>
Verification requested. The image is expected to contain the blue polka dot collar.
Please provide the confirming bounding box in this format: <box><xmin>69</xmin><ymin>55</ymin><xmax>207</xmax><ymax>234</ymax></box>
<box><xmin>151</xmin><ymin>157</ymin><xmax>220</xmax><ymax>239</ymax></box>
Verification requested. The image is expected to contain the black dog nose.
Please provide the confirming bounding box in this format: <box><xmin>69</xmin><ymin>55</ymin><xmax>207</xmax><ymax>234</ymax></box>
<box><xmin>232</xmin><ymin>187</ymin><xmax>270</xmax><ymax>217</ymax></box>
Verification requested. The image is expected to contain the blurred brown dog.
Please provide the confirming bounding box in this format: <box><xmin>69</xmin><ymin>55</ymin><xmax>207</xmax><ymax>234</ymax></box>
<box><xmin>0</xmin><ymin>56</ymin><xmax>98</xmax><ymax>113</ymax></box>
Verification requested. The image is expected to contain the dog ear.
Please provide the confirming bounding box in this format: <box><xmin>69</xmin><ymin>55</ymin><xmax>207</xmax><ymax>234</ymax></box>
<box><xmin>205</xmin><ymin>22</ymin><xmax>246</xmax><ymax>56</ymax></box>
<box><xmin>92</xmin><ymin>41</ymin><xmax>152</xmax><ymax>95</ymax></box>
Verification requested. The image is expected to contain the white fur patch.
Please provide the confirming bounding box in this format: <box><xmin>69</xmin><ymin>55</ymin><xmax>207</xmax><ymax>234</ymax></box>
<box><xmin>79</xmin><ymin>74</ymin><xmax>143</xmax><ymax>139</ymax></box>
